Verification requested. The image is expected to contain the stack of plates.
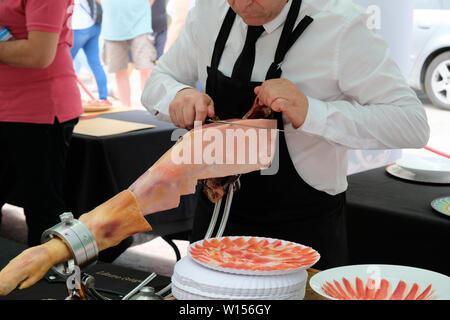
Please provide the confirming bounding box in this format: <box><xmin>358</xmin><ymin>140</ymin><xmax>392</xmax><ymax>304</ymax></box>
<box><xmin>386</xmin><ymin>154</ymin><xmax>450</xmax><ymax>184</ymax></box>
<box><xmin>171</xmin><ymin>236</ymin><xmax>320</xmax><ymax>300</ymax></box>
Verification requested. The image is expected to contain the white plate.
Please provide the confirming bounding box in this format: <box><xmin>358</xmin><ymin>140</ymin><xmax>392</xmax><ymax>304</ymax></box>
<box><xmin>386</xmin><ymin>164</ymin><xmax>450</xmax><ymax>184</ymax></box>
<box><xmin>188</xmin><ymin>236</ymin><xmax>320</xmax><ymax>276</ymax></box>
<box><xmin>171</xmin><ymin>283</ymin><xmax>306</xmax><ymax>300</ymax></box>
<box><xmin>83</xmin><ymin>106</ymin><xmax>112</xmax><ymax>112</ymax></box>
<box><xmin>172</xmin><ymin>255</ymin><xmax>308</xmax><ymax>298</ymax></box>
<box><xmin>309</xmin><ymin>264</ymin><xmax>450</xmax><ymax>300</ymax></box>
<box><xmin>396</xmin><ymin>155</ymin><xmax>450</xmax><ymax>178</ymax></box>
<box><xmin>431</xmin><ymin>197</ymin><xmax>450</xmax><ymax>217</ymax></box>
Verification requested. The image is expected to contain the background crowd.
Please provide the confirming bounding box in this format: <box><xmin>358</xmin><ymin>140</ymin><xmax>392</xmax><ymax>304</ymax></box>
<box><xmin>72</xmin><ymin>0</ymin><xmax>196</xmax><ymax>108</ymax></box>
<box><xmin>0</xmin><ymin>0</ymin><xmax>195</xmax><ymax>249</ymax></box>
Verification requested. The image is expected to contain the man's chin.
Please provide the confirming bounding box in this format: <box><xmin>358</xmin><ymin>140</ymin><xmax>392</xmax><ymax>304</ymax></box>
<box><xmin>242</xmin><ymin>17</ymin><xmax>265</xmax><ymax>26</ymax></box>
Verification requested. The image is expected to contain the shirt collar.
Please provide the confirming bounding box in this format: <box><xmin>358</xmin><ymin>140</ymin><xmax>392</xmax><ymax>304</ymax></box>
<box><xmin>263</xmin><ymin>0</ymin><xmax>292</xmax><ymax>34</ymax></box>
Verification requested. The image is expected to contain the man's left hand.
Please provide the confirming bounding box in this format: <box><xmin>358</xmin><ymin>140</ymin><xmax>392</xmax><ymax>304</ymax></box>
<box><xmin>254</xmin><ymin>79</ymin><xmax>309</xmax><ymax>129</ymax></box>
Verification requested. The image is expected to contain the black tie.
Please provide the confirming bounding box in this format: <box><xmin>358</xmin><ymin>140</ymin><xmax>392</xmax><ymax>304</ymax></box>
<box><xmin>231</xmin><ymin>25</ymin><xmax>265</xmax><ymax>82</ymax></box>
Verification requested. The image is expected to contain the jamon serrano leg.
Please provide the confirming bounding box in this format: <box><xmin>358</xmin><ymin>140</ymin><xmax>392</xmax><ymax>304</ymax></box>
<box><xmin>0</xmin><ymin>239</ymin><xmax>71</xmax><ymax>295</ymax></box>
<box><xmin>129</xmin><ymin>118</ymin><xmax>277</xmax><ymax>214</ymax></box>
<box><xmin>79</xmin><ymin>190</ymin><xmax>152</xmax><ymax>251</ymax></box>
<box><xmin>0</xmin><ymin>190</ymin><xmax>151</xmax><ymax>295</ymax></box>
<box><xmin>0</xmin><ymin>119</ymin><xmax>277</xmax><ymax>296</ymax></box>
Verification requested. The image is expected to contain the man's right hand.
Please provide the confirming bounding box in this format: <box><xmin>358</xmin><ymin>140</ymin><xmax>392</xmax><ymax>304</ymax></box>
<box><xmin>169</xmin><ymin>88</ymin><xmax>215</xmax><ymax>129</ymax></box>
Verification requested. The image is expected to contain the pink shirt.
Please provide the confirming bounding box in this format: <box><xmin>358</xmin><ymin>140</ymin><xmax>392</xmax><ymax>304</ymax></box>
<box><xmin>0</xmin><ymin>0</ymin><xmax>82</xmax><ymax>124</ymax></box>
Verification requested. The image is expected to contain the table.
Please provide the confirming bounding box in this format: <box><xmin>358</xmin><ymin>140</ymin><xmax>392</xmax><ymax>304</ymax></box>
<box><xmin>0</xmin><ymin>237</ymin><xmax>172</xmax><ymax>300</ymax></box>
<box><xmin>65</xmin><ymin>114</ymin><xmax>450</xmax><ymax>273</ymax></box>
<box><xmin>0</xmin><ymin>237</ymin><xmax>324</xmax><ymax>300</ymax></box>
<box><xmin>345</xmin><ymin>166</ymin><xmax>450</xmax><ymax>276</ymax></box>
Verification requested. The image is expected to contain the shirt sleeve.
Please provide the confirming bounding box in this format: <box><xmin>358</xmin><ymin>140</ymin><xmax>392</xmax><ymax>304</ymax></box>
<box><xmin>299</xmin><ymin>15</ymin><xmax>430</xmax><ymax>150</ymax></box>
<box><xmin>25</xmin><ymin>0</ymin><xmax>70</xmax><ymax>34</ymax></box>
<box><xmin>141</xmin><ymin>4</ymin><xmax>199</xmax><ymax>123</ymax></box>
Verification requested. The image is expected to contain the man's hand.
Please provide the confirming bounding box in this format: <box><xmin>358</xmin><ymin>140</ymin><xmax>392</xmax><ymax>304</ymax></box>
<box><xmin>254</xmin><ymin>79</ymin><xmax>309</xmax><ymax>129</ymax></box>
<box><xmin>169</xmin><ymin>88</ymin><xmax>215</xmax><ymax>129</ymax></box>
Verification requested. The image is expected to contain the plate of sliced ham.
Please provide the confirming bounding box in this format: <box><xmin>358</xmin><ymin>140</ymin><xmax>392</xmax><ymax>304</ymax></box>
<box><xmin>309</xmin><ymin>264</ymin><xmax>450</xmax><ymax>300</ymax></box>
<box><xmin>188</xmin><ymin>236</ymin><xmax>320</xmax><ymax>275</ymax></box>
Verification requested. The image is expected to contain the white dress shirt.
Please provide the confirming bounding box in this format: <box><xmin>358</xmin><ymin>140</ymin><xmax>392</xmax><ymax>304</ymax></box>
<box><xmin>141</xmin><ymin>0</ymin><xmax>430</xmax><ymax>195</ymax></box>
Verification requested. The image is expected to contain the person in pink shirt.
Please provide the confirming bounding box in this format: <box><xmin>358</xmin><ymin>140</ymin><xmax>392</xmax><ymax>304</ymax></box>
<box><xmin>0</xmin><ymin>0</ymin><xmax>83</xmax><ymax>246</ymax></box>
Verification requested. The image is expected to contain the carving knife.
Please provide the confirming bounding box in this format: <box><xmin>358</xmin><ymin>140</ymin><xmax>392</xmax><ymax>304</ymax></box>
<box><xmin>206</xmin><ymin>119</ymin><xmax>287</xmax><ymax>132</ymax></box>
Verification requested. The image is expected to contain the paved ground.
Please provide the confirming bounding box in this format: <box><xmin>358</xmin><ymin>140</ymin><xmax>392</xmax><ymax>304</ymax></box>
<box><xmin>1</xmin><ymin>71</ymin><xmax>449</xmax><ymax>277</ymax></box>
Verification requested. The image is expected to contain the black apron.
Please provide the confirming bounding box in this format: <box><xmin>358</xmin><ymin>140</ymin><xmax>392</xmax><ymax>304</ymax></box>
<box><xmin>191</xmin><ymin>0</ymin><xmax>348</xmax><ymax>270</ymax></box>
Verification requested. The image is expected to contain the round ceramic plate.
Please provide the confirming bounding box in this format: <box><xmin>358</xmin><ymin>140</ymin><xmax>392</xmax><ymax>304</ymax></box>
<box><xmin>171</xmin><ymin>283</ymin><xmax>306</xmax><ymax>300</ymax></box>
<box><xmin>188</xmin><ymin>236</ymin><xmax>320</xmax><ymax>276</ymax></box>
<box><xmin>396</xmin><ymin>155</ymin><xmax>450</xmax><ymax>178</ymax></box>
<box><xmin>431</xmin><ymin>197</ymin><xmax>450</xmax><ymax>217</ymax></box>
<box><xmin>309</xmin><ymin>264</ymin><xmax>450</xmax><ymax>300</ymax></box>
<box><xmin>386</xmin><ymin>164</ymin><xmax>450</xmax><ymax>184</ymax></box>
<box><xmin>172</xmin><ymin>255</ymin><xmax>308</xmax><ymax>298</ymax></box>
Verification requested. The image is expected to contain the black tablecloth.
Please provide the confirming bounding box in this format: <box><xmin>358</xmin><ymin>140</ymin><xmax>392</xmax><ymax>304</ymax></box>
<box><xmin>346</xmin><ymin>166</ymin><xmax>450</xmax><ymax>276</ymax></box>
<box><xmin>0</xmin><ymin>237</ymin><xmax>171</xmax><ymax>300</ymax></box>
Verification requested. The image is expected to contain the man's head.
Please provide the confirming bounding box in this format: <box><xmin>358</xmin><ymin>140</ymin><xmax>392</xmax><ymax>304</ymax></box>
<box><xmin>228</xmin><ymin>0</ymin><xmax>288</xmax><ymax>26</ymax></box>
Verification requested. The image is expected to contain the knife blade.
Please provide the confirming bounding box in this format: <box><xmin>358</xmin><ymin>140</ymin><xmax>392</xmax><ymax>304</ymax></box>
<box><xmin>206</xmin><ymin>119</ymin><xmax>286</xmax><ymax>132</ymax></box>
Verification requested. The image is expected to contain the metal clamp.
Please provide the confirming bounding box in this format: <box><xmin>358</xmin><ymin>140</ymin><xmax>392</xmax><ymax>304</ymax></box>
<box><xmin>153</xmin><ymin>178</ymin><xmax>241</xmax><ymax>299</ymax></box>
<box><xmin>205</xmin><ymin>177</ymin><xmax>240</xmax><ymax>239</ymax></box>
<box><xmin>41</xmin><ymin>212</ymin><xmax>99</xmax><ymax>277</ymax></box>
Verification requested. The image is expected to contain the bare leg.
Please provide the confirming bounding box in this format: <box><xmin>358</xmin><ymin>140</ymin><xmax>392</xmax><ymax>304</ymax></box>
<box><xmin>115</xmin><ymin>69</ymin><xmax>131</xmax><ymax>107</ymax></box>
<box><xmin>139</xmin><ymin>68</ymin><xmax>152</xmax><ymax>91</ymax></box>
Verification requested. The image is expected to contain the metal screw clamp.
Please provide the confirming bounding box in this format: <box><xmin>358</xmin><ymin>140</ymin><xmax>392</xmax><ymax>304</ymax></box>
<box><xmin>41</xmin><ymin>212</ymin><xmax>99</xmax><ymax>277</ymax></box>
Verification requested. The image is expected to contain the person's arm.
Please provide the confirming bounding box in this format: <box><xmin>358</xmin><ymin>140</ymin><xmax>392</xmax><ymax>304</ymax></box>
<box><xmin>0</xmin><ymin>31</ymin><xmax>59</xmax><ymax>68</ymax></box>
<box><xmin>256</xmin><ymin>15</ymin><xmax>430</xmax><ymax>150</ymax></box>
<box><xmin>0</xmin><ymin>0</ymin><xmax>72</xmax><ymax>69</ymax></box>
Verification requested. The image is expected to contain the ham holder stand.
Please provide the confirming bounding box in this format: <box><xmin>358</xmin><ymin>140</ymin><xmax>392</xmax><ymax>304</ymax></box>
<box><xmin>40</xmin><ymin>179</ymin><xmax>241</xmax><ymax>300</ymax></box>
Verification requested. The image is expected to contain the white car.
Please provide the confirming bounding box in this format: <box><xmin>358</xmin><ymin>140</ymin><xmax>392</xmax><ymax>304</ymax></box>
<box><xmin>409</xmin><ymin>0</ymin><xmax>450</xmax><ymax>110</ymax></box>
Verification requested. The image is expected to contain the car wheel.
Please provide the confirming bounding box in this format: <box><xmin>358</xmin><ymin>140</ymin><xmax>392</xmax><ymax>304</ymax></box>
<box><xmin>424</xmin><ymin>52</ymin><xmax>450</xmax><ymax>110</ymax></box>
